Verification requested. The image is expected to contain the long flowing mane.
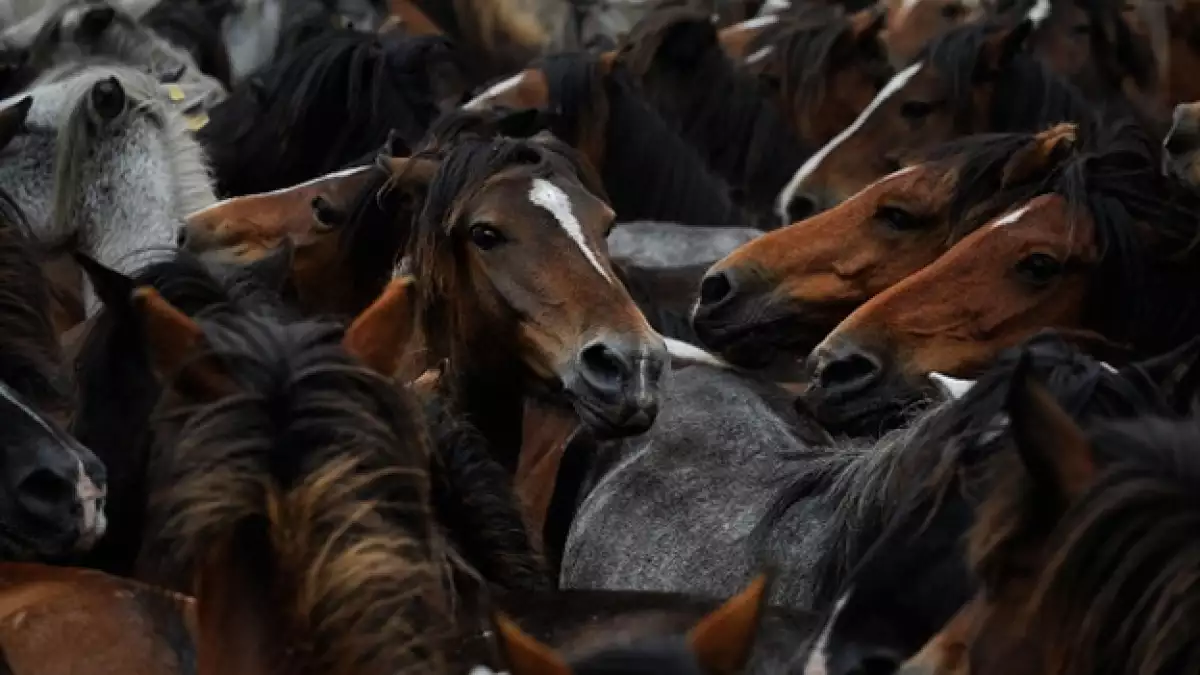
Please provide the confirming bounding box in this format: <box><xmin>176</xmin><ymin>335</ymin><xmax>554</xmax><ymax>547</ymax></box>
<box><xmin>199</xmin><ymin>31</ymin><xmax>458</xmax><ymax>196</ymax></box>
<box><xmin>972</xmin><ymin>414</ymin><xmax>1200</xmax><ymax>675</ymax></box>
<box><xmin>533</xmin><ymin>52</ymin><xmax>747</xmax><ymax>226</ymax></box>
<box><xmin>919</xmin><ymin>20</ymin><xmax>1096</xmax><ymax>133</ymax></box>
<box><xmin>145</xmin><ymin>311</ymin><xmax>448</xmax><ymax>674</ymax></box>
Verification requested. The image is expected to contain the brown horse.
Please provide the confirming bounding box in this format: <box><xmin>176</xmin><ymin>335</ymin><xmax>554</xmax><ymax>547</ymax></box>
<box><xmin>774</xmin><ymin>19</ymin><xmax>1095</xmax><ymax>222</ymax></box>
<box><xmin>693</xmin><ymin>124</ymin><xmax>1079</xmax><ymax>366</ymax></box>
<box><xmin>387</xmin><ymin>0</ymin><xmax>548</xmax><ymax>83</ymax></box>
<box><xmin>878</xmin><ymin>0</ymin><xmax>986</xmax><ymax>66</ymax></box>
<box><xmin>801</xmin><ymin>120</ymin><xmax>1200</xmax><ymax>434</ymax></box>
<box><xmin>381</xmin><ymin>133</ymin><xmax>668</xmax><ymax>470</ymax></box>
<box><xmin>900</xmin><ymin>366</ymin><xmax>1200</xmax><ymax>675</ymax></box>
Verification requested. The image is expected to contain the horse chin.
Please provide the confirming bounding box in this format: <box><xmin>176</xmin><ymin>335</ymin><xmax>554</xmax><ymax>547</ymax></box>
<box><xmin>802</xmin><ymin>375</ymin><xmax>932</xmax><ymax>438</ymax></box>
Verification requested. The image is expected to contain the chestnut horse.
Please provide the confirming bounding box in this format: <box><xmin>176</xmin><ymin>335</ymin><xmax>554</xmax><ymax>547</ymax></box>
<box><xmin>802</xmin><ymin>119</ymin><xmax>1200</xmax><ymax>434</ymax></box>
<box><xmin>900</xmin><ymin>365</ymin><xmax>1200</xmax><ymax>675</ymax></box>
<box><xmin>775</xmin><ymin>19</ymin><xmax>1096</xmax><ymax>222</ymax></box>
<box><xmin>694</xmin><ymin>124</ymin><xmax>1079</xmax><ymax>366</ymax></box>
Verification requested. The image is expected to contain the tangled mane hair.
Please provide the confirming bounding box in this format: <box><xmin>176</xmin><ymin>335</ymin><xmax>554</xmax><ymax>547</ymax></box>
<box><xmin>967</xmin><ymin>413</ymin><xmax>1200</xmax><ymax>675</ymax></box>
<box><xmin>917</xmin><ymin>20</ymin><xmax>1096</xmax><ymax>133</ymax></box>
<box><xmin>146</xmin><ymin>311</ymin><xmax>448</xmax><ymax>675</ymax></box>
<box><xmin>1043</xmin><ymin>116</ymin><xmax>1200</xmax><ymax>355</ymax></box>
<box><xmin>757</xmin><ymin>331</ymin><xmax>1180</xmax><ymax>609</ymax></box>
<box><xmin>410</xmin><ymin>0</ymin><xmax>546</xmax><ymax>79</ymax></box>
<box><xmin>531</xmin><ymin>51</ymin><xmax>745</xmax><ymax>226</ymax></box>
<box><xmin>199</xmin><ymin>31</ymin><xmax>458</xmax><ymax>196</ymax></box>
<box><xmin>747</xmin><ymin>4</ymin><xmax>892</xmax><ymax>127</ymax></box>
<box><xmin>617</xmin><ymin>5</ymin><xmax>812</xmax><ymax>224</ymax></box>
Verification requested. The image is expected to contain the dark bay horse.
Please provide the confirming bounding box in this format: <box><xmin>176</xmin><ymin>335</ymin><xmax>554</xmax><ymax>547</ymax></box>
<box><xmin>775</xmin><ymin>18</ymin><xmax>1097</xmax><ymax>222</ymax></box>
<box><xmin>898</xmin><ymin>362</ymin><xmax>1200</xmax><ymax>675</ymax></box>
<box><xmin>693</xmin><ymin>124</ymin><xmax>1079</xmax><ymax>366</ymax></box>
<box><xmin>803</xmin><ymin>119</ymin><xmax>1200</xmax><ymax>435</ymax></box>
<box><xmin>462</xmin><ymin>52</ymin><xmax>749</xmax><ymax>227</ymax></box>
<box><xmin>0</xmin><ymin>189</ymin><xmax>107</xmax><ymax>562</ymax></box>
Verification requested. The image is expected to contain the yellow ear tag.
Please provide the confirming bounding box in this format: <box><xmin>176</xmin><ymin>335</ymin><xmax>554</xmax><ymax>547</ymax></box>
<box><xmin>165</xmin><ymin>84</ymin><xmax>186</xmax><ymax>102</ymax></box>
<box><xmin>185</xmin><ymin>111</ymin><xmax>210</xmax><ymax>131</ymax></box>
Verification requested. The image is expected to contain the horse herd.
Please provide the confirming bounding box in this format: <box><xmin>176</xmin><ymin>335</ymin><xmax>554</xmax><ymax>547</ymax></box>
<box><xmin>0</xmin><ymin>0</ymin><xmax>1198</xmax><ymax>673</ymax></box>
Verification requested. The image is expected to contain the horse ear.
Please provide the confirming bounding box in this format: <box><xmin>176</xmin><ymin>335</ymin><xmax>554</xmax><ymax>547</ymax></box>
<box><xmin>68</xmin><ymin>3</ymin><xmax>117</xmax><ymax>40</ymax></box>
<box><xmin>1001</xmin><ymin>123</ymin><xmax>1078</xmax><ymax>187</ymax></box>
<box><xmin>974</xmin><ymin>19</ymin><xmax>1033</xmax><ymax>82</ymax></box>
<box><xmin>377</xmin><ymin>155</ymin><xmax>440</xmax><ymax>197</ymax></box>
<box><xmin>74</xmin><ymin>252</ymin><xmax>136</xmax><ymax>312</ymax></box>
<box><xmin>343</xmin><ymin>275</ymin><xmax>419</xmax><ymax>377</ymax></box>
<box><xmin>688</xmin><ymin>573</ymin><xmax>771</xmax><ymax>674</ymax></box>
<box><xmin>847</xmin><ymin>6</ymin><xmax>887</xmax><ymax>58</ymax></box>
<box><xmin>131</xmin><ymin>287</ymin><xmax>234</xmax><ymax>401</ymax></box>
<box><xmin>0</xmin><ymin>96</ymin><xmax>30</xmax><ymax>152</ymax></box>
<box><xmin>1005</xmin><ymin>354</ymin><xmax>1096</xmax><ymax>502</ymax></box>
<box><xmin>243</xmin><ymin>238</ymin><xmax>294</xmax><ymax>292</ymax></box>
<box><xmin>1124</xmin><ymin>334</ymin><xmax>1200</xmax><ymax>414</ymax></box>
<box><xmin>493</xmin><ymin>613</ymin><xmax>572</xmax><ymax>675</ymax></box>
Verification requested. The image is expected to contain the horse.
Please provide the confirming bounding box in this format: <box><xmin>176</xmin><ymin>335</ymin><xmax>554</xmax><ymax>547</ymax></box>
<box><xmin>614</xmin><ymin>6</ymin><xmax>813</xmax><ymax>225</ymax></box>
<box><xmin>775</xmin><ymin>18</ymin><xmax>1097</xmax><ymax>222</ymax></box>
<box><xmin>381</xmin><ymin>133</ymin><xmax>669</xmax><ymax>468</ymax></box>
<box><xmin>876</xmin><ymin>0</ymin><xmax>985</xmax><ymax>67</ymax></box>
<box><xmin>387</xmin><ymin>0</ymin><xmax>547</xmax><ymax>83</ymax></box>
<box><xmin>693</xmin><ymin>124</ymin><xmax>1079</xmax><ymax>367</ymax></box>
<box><xmin>18</xmin><ymin>0</ymin><xmax>228</xmax><ymax>113</ymax></box>
<box><xmin>898</xmin><ymin>360</ymin><xmax>1200</xmax><ymax>675</ymax></box>
<box><xmin>784</xmin><ymin>332</ymin><xmax>1200</xmax><ymax>675</ymax></box>
<box><xmin>140</xmin><ymin>0</ymin><xmax>235</xmax><ymax>88</ymax></box>
<box><xmin>0</xmin><ymin>62</ymin><xmax>215</xmax><ymax>316</ymax></box>
<box><xmin>0</xmin><ymin>189</ymin><xmax>107</xmax><ymax>563</ymax></box>
<box><xmin>461</xmin><ymin>53</ymin><xmax>749</xmax><ymax>227</ymax></box>
<box><xmin>802</xmin><ymin>118</ymin><xmax>1200</xmax><ymax>437</ymax></box>
<box><xmin>1162</xmin><ymin>100</ymin><xmax>1200</xmax><ymax>189</ymax></box>
<box><xmin>198</xmin><ymin>30</ymin><xmax>463</xmax><ymax>197</ymax></box>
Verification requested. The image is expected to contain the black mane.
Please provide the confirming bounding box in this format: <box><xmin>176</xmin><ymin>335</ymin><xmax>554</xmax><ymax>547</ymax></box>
<box><xmin>534</xmin><ymin>52</ymin><xmax>747</xmax><ymax>227</ymax></box>
<box><xmin>199</xmin><ymin>31</ymin><xmax>458</xmax><ymax>196</ymax></box>
<box><xmin>920</xmin><ymin>20</ymin><xmax>1097</xmax><ymax>133</ymax></box>
<box><xmin>619</xmin><ymin>7</ymin><xmax>813</xmax><ymax>226</ymax></box>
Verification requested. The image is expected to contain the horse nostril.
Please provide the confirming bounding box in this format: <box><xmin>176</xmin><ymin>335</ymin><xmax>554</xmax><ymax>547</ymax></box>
<box><xmin>787</xmin><ymin>193</ymin><xmax>818</xmax><ymax>222</ymax></box>
<box><xmin>1165</xmin><ymin>132</ymin><xmax>1199</xmax><ymax>158</ymax></box>
<box><xmin>176</xmin><ymin>227</ymin><xmax>189</xmax><ymax>248</ymax></box>
<box><xmin>699</xmin><ymin>271</ymin><xmax>734</xmax><ymax>308</ymax></box>
<box><xmin>581</xmin><ymin>341</ymin><xmax>627</xmax><ymax>388</ymax></box>
<box><xmin>16</xmin><ymin>467</ymin><xmax>75</xmax><ymax>521</ymax></box>
<box><xmin>817</xmin><ymin>350</ymin><xmax>883</xmax><ymax>396</ymax></box>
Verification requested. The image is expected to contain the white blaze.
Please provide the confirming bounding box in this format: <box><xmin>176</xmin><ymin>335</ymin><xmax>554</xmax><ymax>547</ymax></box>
<box><xmin>528</xmin><ymin>178</ymin><xmax>613</xmax><ymax>284</ymax></box>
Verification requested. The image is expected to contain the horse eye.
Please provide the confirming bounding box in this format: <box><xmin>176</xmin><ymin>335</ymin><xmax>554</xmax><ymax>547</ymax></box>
<box><xmin>900</xmin><ymin>100</ymin><xmax>935</xmax><ymax>121</ymax></box>
<box><xmin>469</xmin><ymin>223</ymin><xmax>507</xmax><ymax>250</ymax></box>
<box><xmin>1014</xmin><ymin>252</ymin><xmax>1063</xmax><ymax>286</ymax></box>
<box><xmin>875</xmin><ymin>205</ymin><xmax>925</xmax><ymax>231</ymax></box>
<box><xmin>311</xmin><ymin>196</ymin><xmax>344</xmax><ymax>230</ymax></box>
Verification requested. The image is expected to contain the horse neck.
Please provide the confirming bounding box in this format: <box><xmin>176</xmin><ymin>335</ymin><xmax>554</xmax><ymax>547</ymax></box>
<box><xmin>601</xmin><ymin>78</ymin><xmax>745</xmax><ymax>227</ymax></box>
<box><xmin>426</xmin><ymin>300</ymin><xmax>529</xmax><ymax>472</ymax></box>
<box><xmin>641</xmin><ymin>49</ymin><xmax>812</xmax><ymax>216</ymax></box>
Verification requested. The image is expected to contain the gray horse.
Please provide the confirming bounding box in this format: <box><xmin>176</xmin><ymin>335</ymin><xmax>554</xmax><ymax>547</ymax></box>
<box><xmin>0</xmin><ymin>62</ymin><xmax>215</xmax><ymax>311</ymax></box>
<box><xmin>561</xmin><ymin>363</ymin><xmax>842</xmax><ymax>611</ymax></box>
<box><xmin>608</xmin><ymin>221</ymin><xmax>762</xmax><ymax>268</ymax></box>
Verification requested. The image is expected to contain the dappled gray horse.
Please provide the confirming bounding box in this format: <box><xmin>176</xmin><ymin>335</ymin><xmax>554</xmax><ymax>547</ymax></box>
<box><xmin>608</xmin><ymin>221</ymin><xmax>762</xmax><ymax>268</ymax></box>
<box><xmin>562</xmin><ymin>363</ymin><xmax>841</xmax><ymax>610</ymax></box>
<box><xmin>0</xmin><ymin>62</ymin><xmax>215</xmax><ymax>310</ymax></box>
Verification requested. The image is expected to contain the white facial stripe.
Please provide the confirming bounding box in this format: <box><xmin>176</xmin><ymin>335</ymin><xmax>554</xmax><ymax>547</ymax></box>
<box><xmin>1101</xmin><ymin>361</ymin><xmax>1118</xmax><ymax>373</ymax></box>
<box><xmin>1025</xmin><ymin>0</ymin><xmax>1052</xmax><ymax>25</ymax></box>
<box><xmin>992</xmin><ymin>204</ymin><xmax>1031</xmax><ymax>228</ymax></box>
<box><xmin>739</xmin><ymin>13</ymin><xmax>781</xmax><ymax>29</ymax></box>
<box><xmin>184</xmin><ymin>164</ymin><xmax>372</xmax><ymax>219</ymax></box>
<box><xmin>745</xmin><ymin>46</ymin><xmax>775</xmax><ymax>65</ymax></box>
<box><xmin>776</xmin><ymin>62</ymin><xmax>925</xmax><ymax>223</ymax></box>
<box><xmin>803</xmin><ymin>590</ymin><xmax>852</xmax><ymax>675</ymax></box>
<box><xmin>528</xmin><ymin>178</ymin><xmax>613</xmax><ymax>284</ymax></box>
<box><xmin>464</xmin><ymin>72</ymin><xmax>525</xmax><ymax>111</ymax></box>
<box><xmin>0</xmin><ymin>382</ymin><xmax>56</xmax><ymax>437</ymax></box>
<box><xmin>900</xmin><ymin>0</ymin><xmax>924</xmax><ymax>16</ymax></box>
<box><xmin>759</xmin><ymin>0</ymin><xmax>791</xmax><ymax>15</ymax></box>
